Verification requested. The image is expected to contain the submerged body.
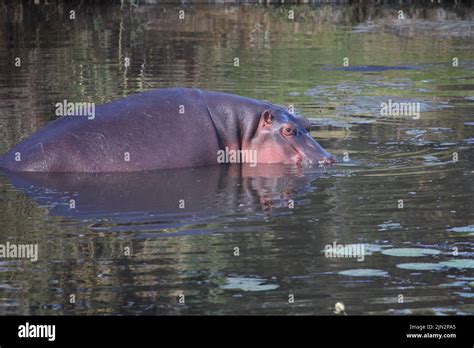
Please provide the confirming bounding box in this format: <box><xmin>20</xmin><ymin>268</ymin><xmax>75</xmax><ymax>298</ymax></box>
<box><xmin>0</xmin><ymin>88</ymin><xmax>334</xmax><ymax>172</ymax></box>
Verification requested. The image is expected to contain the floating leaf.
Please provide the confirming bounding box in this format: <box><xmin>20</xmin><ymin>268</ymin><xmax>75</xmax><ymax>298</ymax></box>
<box><xmin>364</xmin><ymin>244</ymin><xmax>389</xmax><ymax>255</ymax></box>
<box><xmin>448</xmin><ymin>225</ymin><xmax>474</xmax><ymax>234</ymax></box>
<box><xmin>423</xmin><ymin>155</ymin><xmax>440</xmax><ymax>162</ymax></box>
<box><xmin>439</xmin><ymin>281</ymin><xmax>467</xmax><ymax>288</ymax></box>
<box><xmin>454</xmin><ymin>292</ymin><xmax>474</xmax><ymax>298</ymax></box>
<box><xmin>220</xmin><ymin>277</ymin><xmax>279</xmax><ymax>292</ymax></box>
<box><xmin>396</xmin><ymin>263</ymin><xmax>445</xmax><ymax>271</ymax></box>
<box><xmin>378</xmin><ymin>222</ymin><xmax>401</xmax><ymax>231</ymax></box>
<box><xmin>338</xmin><ymin>269</ymin><xmax>388</xmax><ymax>277</ymax></box>
<box><xmin>439</xmin><ymin>259</ymin><xmax>474</xmax><ymax>269</ymax></box>
<box><xmin>381</xmin><ymin>248</ymin><xmax>441</xmax><ymax>257</ymax></box>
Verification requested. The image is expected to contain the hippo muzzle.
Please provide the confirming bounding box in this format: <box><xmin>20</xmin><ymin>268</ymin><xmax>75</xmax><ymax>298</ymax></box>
<box><xmin>298</xmin><ymin>132</ymin><xmax>336</xmax><ymax>166</ymax></box>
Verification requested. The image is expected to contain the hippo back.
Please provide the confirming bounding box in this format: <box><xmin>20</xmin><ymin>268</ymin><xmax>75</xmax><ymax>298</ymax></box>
<box><xmin>0</xmin><ymin>88</ymin><xmax>221</xmax><ymax>172</ymax></box>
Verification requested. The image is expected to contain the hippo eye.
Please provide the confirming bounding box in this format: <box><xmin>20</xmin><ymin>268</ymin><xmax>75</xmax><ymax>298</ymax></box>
<box><xmin>282</xmin><ymin>126</ymin><xmax>294</xmax><ymax>136</ymax></box>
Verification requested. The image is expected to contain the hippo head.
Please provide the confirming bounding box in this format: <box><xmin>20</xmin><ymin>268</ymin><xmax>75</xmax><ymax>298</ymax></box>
<box><xmin>247</xmin><ymin>108</ymin><xmax>335</xmax><ymax>166</ymax></box>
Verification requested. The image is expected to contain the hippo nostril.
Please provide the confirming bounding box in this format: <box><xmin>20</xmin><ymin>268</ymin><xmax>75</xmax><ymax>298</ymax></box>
<box><xmin>318</xmin><ymin>155</ymin><xmax>336</xmax><ymax>166</ymax></box>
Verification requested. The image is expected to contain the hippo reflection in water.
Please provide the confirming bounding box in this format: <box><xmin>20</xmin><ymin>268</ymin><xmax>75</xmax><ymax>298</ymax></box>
<box><xmin>2</xmin><ymin>165</ymin><xmax>327</xmax><ymax>229</ymax></box>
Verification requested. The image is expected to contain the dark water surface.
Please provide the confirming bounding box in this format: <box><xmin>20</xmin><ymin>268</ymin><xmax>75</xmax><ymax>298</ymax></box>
<box><xmin>0</xmin><ymin>2</ymin><xmax>473</xmax><ymax>315</ymax></box>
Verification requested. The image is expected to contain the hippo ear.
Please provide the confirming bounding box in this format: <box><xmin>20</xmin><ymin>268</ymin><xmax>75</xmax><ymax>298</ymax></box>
<box><xmin>261</xmin><ymin>109</ymin><xmax>273</xmax><ymax>126</ymax></box>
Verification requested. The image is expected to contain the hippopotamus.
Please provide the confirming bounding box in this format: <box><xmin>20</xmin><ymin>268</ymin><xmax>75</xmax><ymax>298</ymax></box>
<box><xmin>0</xmin><ymin>88</ymin><xmax>335</xmax><ymax>172</ymax></box>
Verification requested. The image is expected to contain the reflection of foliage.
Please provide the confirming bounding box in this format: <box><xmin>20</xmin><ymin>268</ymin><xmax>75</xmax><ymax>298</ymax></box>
<box><xmin>0</xmin><ymin>1</ymin><xmax>472</xmax><ymax>152</ymax></box>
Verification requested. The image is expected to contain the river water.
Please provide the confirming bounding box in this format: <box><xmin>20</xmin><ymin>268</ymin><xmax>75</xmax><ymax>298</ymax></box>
<box><xmin>0</xmin><ymin>2</ymin><xmax>473</xmax><ymax>315</ymax></box>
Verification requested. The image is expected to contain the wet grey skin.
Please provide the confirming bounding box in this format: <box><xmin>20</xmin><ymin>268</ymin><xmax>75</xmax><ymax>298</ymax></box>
<box><xmin>0</xmin><ymin>88</ymin><xmax>335</xmax><ymax>172</ymax></box>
